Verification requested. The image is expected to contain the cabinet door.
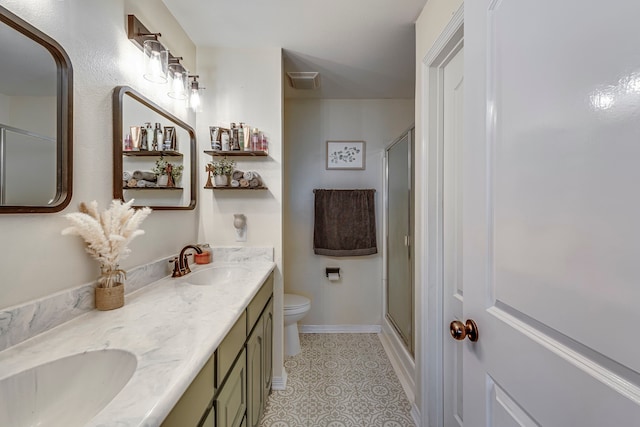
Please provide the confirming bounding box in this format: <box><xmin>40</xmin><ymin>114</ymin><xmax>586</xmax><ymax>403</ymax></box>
<box><xmin>246</xmin><ymin>316</ymin><xmax>264</xmax><ymax>427</ymax></box>
<box><xmin>262</xmin><ymin>298</ymin><xmax>273</xmax><ymax>401</ymax></box>
<box><xmin>216</xmin><ymin>349</ymin><xmax>246</xmax><ymax>427</ymax></box>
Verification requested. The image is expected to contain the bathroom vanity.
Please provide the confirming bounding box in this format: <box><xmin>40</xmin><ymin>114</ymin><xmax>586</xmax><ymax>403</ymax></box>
<box><xmin>162</xmin><ymin>271</ymin><xmax>273</xmax><ymax>427</ymax></box>
<box><xmin>0</xmin><ymin>260</ymin><xmax>275</xmax><ymax>427</ymax></box>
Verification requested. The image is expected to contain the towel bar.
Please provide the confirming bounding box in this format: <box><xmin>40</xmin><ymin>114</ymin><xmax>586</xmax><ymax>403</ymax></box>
<box><xmin>313</xmin><ymin>189</ymin><xmax>376</xmax><ymax>193</ymax></box>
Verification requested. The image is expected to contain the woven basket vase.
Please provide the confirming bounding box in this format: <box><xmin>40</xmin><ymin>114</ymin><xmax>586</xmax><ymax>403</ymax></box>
<box><xmin>95</xmin><ymin>282</ymin><xmax>124</xmax><ymax>311</ymax></box>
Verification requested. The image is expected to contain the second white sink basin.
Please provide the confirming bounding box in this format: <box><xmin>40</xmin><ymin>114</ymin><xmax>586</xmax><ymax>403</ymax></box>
<box><xmin>0</xmin><ymin>349</ymin><xmax>137</xmax><ymax>427</ymax></box>
<box><xmin>185</xmin><ymin>265</ymin><xmax>251</xmax><ymax>286</ymax></box>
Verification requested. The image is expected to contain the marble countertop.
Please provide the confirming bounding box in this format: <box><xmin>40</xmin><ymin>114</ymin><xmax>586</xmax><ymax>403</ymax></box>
<box><xmin>0</xmin><ymin>260</ymin><xmax>276</xmax><ymax>427</ymax></box>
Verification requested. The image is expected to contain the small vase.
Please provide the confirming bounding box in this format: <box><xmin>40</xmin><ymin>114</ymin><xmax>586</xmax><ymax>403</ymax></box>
<box><xmin>214</xmin><ymin>174</ymin><xmax>229</xmax><ymax>187</ymax></box>
<box><xmin>157</xmin><ymin>175</ymin><xmax>169</xmax><ymax>186</ymax></box>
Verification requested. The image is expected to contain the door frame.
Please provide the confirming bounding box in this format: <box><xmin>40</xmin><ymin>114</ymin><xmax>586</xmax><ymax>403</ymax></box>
<box><xmin>419</xmin><ymin>5</ymin><xmax>463</xmax><ymax>427</ymax></box>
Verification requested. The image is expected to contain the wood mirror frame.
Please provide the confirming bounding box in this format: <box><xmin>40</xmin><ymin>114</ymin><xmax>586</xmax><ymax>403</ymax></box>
<box><xmin>113</xmin><ymin>86</ymin><xmax>196</xmax><ymax>210</ymax></box>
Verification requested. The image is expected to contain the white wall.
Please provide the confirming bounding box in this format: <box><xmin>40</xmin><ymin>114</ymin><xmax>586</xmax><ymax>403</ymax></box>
<box><xmin>284</xmin><ymin>98</ymin><xmax>414</xmax><ymax>327</ymax></box>
<box><xmin>0</xmin><ymin>93</ymin><xmax>8</xmax><ymax>119</ymax></box>
<box><xmin>196</xmin><ymin>46</ymin><xmax>284</xmax><ymax>381</ymax></box>
<box><xmin>414</xmin><ymin>0</ymin><xmax>464</xmax><ymax>422</ymax></box>
<box><xmin>0</xmin><ymin>0</ymin><xmax>198</xmax><ymax>309</ymax></box>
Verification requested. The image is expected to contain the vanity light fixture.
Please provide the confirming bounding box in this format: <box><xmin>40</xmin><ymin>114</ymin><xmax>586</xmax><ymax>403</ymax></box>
<box><xmin>188</xmin><ymin>75</ymin><xmax>204</xmax><ymax>112</ymax></box>
<box><xmin>127</xmin><ymin>14</ymin><xmax>205</xmax><ymax>111</ymax></box>
<box><xmin>128</xmin><ymin>15</ymin><xmax>174</xmax><ymax>84</ymax></box>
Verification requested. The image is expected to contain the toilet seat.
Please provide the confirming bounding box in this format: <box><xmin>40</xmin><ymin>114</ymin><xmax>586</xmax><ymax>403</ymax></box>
<box><xmin>284</xmin><ymin>294</ymin><xmax>310</xmax><ymax>311</ymax></box>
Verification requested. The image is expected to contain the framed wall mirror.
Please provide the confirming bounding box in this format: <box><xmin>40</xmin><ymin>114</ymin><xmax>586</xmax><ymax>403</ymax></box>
<box><xmin>0</xmin><ymin>6</ymin><xmax>73</xmax><ymax>213</ymax></box>
<box><xmin>113</xmin><ymin>86</ymin><xmax>196</xmax><ymax>210</ymax></box>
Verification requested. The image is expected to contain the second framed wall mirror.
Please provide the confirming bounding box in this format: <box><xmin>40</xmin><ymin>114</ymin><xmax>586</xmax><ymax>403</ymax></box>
<box><xmin>113</xmin><ymin>86</ymin><xmax>196</xmax><ymax>210</ymax></box>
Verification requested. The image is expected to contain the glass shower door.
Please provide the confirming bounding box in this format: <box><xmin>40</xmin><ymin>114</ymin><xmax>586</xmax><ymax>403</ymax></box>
<box><xmin>386</xmin><ymin>129</ymin><xmax>413</xmax><ymax>354</ymax></box>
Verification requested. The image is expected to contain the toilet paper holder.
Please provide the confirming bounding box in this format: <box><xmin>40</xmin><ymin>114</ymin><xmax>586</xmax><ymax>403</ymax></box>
<box><xmin>325</xmin><ymin>268</ymin><xmax>340</xmax><ymax>278</ymax></box>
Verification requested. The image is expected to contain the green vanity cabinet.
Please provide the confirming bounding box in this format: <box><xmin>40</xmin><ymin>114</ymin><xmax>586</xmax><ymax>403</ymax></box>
<box><xmin>161</xmin><ymin>271</ymin><xmax>274</xmax><ymax>427</ymax></box>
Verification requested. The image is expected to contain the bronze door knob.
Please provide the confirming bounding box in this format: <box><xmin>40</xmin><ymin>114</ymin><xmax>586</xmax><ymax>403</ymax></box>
<box><xmin>450</xmin><ymin>319</ymin><xmax>479</xmax><ymax>342</ymax></box>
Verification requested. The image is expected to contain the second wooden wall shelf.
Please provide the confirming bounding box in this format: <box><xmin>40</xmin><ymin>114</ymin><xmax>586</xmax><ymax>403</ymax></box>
<box><xmin>204</xmin><ymin>150</ymin><xmax>268</xmax><ymax>157</ymax></box>
<box><xmin>204</xmin><ymin>186</ymin><xmax>268</xmax><ymax>190</ymax></box>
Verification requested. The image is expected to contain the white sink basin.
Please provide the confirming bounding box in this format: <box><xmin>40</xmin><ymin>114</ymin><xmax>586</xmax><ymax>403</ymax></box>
<box><xmin>185</xmin><ymin>265</ymin><xmax>251</xmax><ymax>286</ymax></box>
<box><xmin>0</xmin><ymin>349</ymin><xmax>137</xmax><ymax>427</ymax></box>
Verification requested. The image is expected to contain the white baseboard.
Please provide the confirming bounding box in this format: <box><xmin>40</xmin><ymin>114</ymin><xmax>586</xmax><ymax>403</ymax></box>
<box><xmin>271</xmin><ymin>369</ymin><xmax>288</xmax><ymax>390</ymax></box>
<box><xmin>299</xmin><ymin>324</ymin><xmax>382</xmax><ymax>333</ymax></box>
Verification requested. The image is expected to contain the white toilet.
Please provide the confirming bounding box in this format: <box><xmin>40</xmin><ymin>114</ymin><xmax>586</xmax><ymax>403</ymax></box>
<box><xmin>283</xmin><ymin>293</ymin><xmax>311</xmax><ymax>356</ymax></box>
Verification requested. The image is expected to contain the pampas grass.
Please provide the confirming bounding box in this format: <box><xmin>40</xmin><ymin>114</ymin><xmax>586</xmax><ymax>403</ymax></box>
<box><xmin>62</xmin><ymin>199</ymin><xmax>151</xmax><ymax>287</ymax></box>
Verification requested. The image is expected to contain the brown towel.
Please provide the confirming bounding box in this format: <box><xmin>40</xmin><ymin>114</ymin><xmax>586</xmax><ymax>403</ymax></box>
<box><xmin>232</xmin><ymin>170</ymin><xmax>245</xmax><ymax>181</ymax></box>
<box><xmin>313</xmin><ymin>189</ymin><xmax>377</xmax><ymax>256</ymax></box>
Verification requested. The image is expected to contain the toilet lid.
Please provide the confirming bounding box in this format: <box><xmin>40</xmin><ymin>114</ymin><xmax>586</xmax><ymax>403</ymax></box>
<box><xmin>284</xmin><ymin>294</ymin><xmax>310</xmax><ymax>310</ymax></box>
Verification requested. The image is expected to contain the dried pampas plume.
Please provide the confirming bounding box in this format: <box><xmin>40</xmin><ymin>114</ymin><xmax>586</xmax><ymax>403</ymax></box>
<box><xmin>62</xmin><ymin>199</ymin><xmax>151</xmax><ymax>286</ymax></box>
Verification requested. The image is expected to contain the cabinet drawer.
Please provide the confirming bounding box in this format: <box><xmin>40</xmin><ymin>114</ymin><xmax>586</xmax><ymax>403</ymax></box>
<box><xmin>216</xmin><ymin>348</ymin><xmax>247</xmax><ymax>427</ymax></box>
<box><xmin>161</xmin><ymin>354</ymin><xmax>214</xmax><ymax>427</ymax></box>
<box><xmin>247</xmin><ymin>273</ymin><xmax>273</xmax><ymax>333</ymax></box>
<box><xmin>217</xmin><ymin>311</ymin><xmax>247</xmax><ymax>388</ymax></box>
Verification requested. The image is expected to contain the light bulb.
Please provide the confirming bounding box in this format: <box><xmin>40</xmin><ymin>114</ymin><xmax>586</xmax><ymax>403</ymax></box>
<box><xmin>189</xmin><ymin>88</ymin><xmax>201</xmax><ymax>112</ymax></box>
<box><xmin>167</xmin><ymin>63</ymin><xmax>188</xmax><ymax>100</ymax></box>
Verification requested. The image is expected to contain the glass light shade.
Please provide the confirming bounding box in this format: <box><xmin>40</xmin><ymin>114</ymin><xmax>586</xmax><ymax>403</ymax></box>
<box><xmin>142</xmin><ymin>39</ymin><xmax>168</xmax><ymax>83</ymax></box>
<box><xmin>168</xmin><ymin>63</ymin><xmax>189</xmax><ymax>100</ymax></box>
<box><xmin>189</xmin><ymin>80</ymin><xmax>202</xmax><ymax>112</ymax></box>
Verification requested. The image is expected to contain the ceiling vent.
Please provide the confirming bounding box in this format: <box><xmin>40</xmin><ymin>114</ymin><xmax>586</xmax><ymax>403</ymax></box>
<box><xmin>286</xmin><ymin>72</ymin><xmax>320</xmax><ymax>90</ymax></box>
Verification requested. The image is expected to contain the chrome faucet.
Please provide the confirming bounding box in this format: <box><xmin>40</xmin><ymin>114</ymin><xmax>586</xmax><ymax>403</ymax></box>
<box><xmin>172</xmin><ymin>244</ymin><xmax>203</xmax><ymax>277</ymax></box>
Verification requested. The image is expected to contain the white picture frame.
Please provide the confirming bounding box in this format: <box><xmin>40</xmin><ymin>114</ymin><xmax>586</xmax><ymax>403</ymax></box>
<box><xmin>326</xmin><ymin>140</ymin><xmax>366</xmax><ymax>170</ymax></box>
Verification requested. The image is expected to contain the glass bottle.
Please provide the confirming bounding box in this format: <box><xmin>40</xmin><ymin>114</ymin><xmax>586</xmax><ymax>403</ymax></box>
<box><xmin>141</xmin><ymin>122</ymin><xmax>152</xmax><ymax>150</ymax></box>
<box><xmin>237</xmin><ymin>125</ymin><xmax>244</xmax><ymax>151</ymax></box>
<box><xmin>153</xmin><ymin>123</ymin><xmax>163</xmax><ymax>151</ymax></box>
<box><xmin>231</xmin><ymin>124</ymin><xmax>241</xmax><ymax>150</ymax></box>
<box><xmin>229</xmin><ymin>123</ymin><xmax>236</xmax><ymax>150</ymax></box>
<box><xmin>260</xmin><ymin>131</ymin><xmax>268</xmax><ymax>153</ymax></box>
<box><xmin>251</xmin><ymin>128</ymin><xmax>259</xmax><ymax>151</ymax></box>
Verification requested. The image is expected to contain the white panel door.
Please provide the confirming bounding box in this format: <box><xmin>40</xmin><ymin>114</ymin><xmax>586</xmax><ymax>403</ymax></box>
<box><xmin>443</xmin><ymin>45</ymin><xmax>464</xmax><ymax>427</ymax></box>
<box><xmin>463</xmin><ymin>1</ymin><xmax>640</xmax><ymax>425</ymax></box>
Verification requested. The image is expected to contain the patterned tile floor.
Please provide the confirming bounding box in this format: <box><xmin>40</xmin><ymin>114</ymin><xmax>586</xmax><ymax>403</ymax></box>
<box><xmin>260</xmin><ymin>333</ymin><xmax>416</xmax><ymax>427</ymax></box>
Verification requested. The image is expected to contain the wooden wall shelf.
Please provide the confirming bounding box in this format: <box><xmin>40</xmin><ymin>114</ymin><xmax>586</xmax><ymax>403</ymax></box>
<box><xmin>123</xmin><ymin>187</ymin><xmax>183</xmax><ymax>190</ymax></box>
<box><xmin>123</xmin><ymin>150</ymin><xmax>183</xmax><ymax>157</ymax></box>
<box><xmin>204</xmin><ymin>150</ymin><xmax>268</xmax><ymax>157</ymax></box>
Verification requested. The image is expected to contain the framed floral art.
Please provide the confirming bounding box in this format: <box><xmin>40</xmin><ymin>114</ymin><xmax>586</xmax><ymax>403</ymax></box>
<box><xmin>326</xmin><ymin>140</ymin><xmax>366</xmax><ymax>170</ymax></box>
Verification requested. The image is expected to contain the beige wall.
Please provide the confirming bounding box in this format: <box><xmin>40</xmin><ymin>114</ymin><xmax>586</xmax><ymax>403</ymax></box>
<box><xmin>0</xmin><ymin>0</ymin><xmax>198</xmax><ymax>309</ymax></box>
<box><xmin>196</xmin><ymin>45</ymin><xmax>284</xmax><ymax>381</ymax></box>
<box><xmin>414</xmin><ymin>0</ymin><xmax>464</xmax><ymax>422</ymax></box>
<box><xmin>284</xmin><ymin>98</ymin><xmax>414</xmax><ymax>327</ymax></box>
